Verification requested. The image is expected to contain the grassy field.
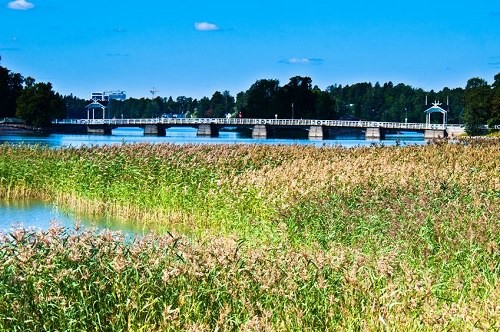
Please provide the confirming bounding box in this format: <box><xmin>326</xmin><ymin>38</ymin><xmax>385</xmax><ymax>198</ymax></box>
<box><xmin>0</xmin><ymin>140</ymin><xmax>498</xmax><ymax>330</ymax></box>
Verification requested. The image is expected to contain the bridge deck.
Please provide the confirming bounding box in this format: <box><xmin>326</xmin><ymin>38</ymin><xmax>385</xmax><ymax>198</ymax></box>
<box><xmin>53</xmin><ymin>118</ymin><xmax>465</xmax><ymax>131</ymax></box>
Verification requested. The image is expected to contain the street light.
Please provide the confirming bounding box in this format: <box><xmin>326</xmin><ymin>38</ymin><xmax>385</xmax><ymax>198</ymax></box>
<box><xmin>405</xmin><ymin>108</ymin><xmax>408</xmax><ymax>124</ymax></box>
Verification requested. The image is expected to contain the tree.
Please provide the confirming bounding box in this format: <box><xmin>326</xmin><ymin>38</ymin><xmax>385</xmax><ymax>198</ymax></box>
<box><xmin>144</xmin><ymin>97</ymin><xmax>162</xmax><ymax>118</ymax></box>
<box><xmin>245</xmin><ymin>79</ymin><xmax>280</xmax><ymax>118</ymax></box>
<box><xmin>176</xmin><ymin>96</ymin><xmax>195</xmax><ymax>116</ymax></box>
<box><xmin>489</xmin><ymin>73</ymin><xmax>500</xmax><ymax>128</ymax></box>
<box><xmin>207</xmin><ymin>91</ymin><xmax>235</xmax><ymax>118</ymax></box>
<box><xmin>64</xmin><ymin>94</ymin><xmax>87</xmax><ymax>119</ymax></box>
<box><xmin>440</xmin><ymin>87</ymin><xmax>464</xmax><ymax>124</ymax></box>
<box><xmin>463</xmin><ymin>78</ymin><xmax>491</xmax><ymax>135</ymax></box>
<box><xmin>210</xmin><ymin>91</ymin><xmax>225</xmax><ymax>117</ymax></box>
<box><xmin>222</xmin><ymin>90</ymin><xmax>235</xmax><ymax>116</ymax></box>
<box><xmin>280</xmin><ymin>76</ymin><xmax>315</xmax><ymax>118</ymax></box>
<box><xmin>0</xmin><ymin>66</ymin><xmax>24</xmax><ymax>118</ymax></box>
<box><xmin>235</xmin><ymin>91</ymin><xmax>248</xmax><ymax>117</ymax></box>
<box><xmin>164</xmin><ymin>96</ymin><xmax>176</xmax><ymax>115</ymax></box>
<box><xmin>196</xmin><ymin>97</ymin><xmax>211</xmax><ymax>117</ymax></box>
<box><xmin>16</xmin><ymin>82</ymin><xmax>65</xmax><ymax>127</ymax></box>
<box><xmin>313</xmin><ymin>86</ymin><xmax>336</xmax><ymax>119</ymax></box>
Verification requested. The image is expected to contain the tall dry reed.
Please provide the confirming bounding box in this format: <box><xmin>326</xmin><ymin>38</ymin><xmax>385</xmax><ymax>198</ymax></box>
<box><xmin>0</xmin><ymin>139</ymin><xmax>498</xmax><ymax>329</ymax></box>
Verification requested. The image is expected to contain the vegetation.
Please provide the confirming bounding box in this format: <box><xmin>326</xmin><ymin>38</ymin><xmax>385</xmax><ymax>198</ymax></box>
<box><xmin>0</xmin><ymin>68</ymin><xmax>64</xmax><ymax>127</ymax></box>
<box><xmin>1</xmin><ymin>59</ymin><xmax>498</xmax><ymax>131</ymax></box>
<box><xmin>0</xmin><ymin>64</ymin><xmax>23</xmax><ymax>117</ymax></box>
<box><xmin>76</xmin><ymin>78</ymin><xmax>468</xmax><ymax>124</ymax></box>
<box><xmin>15</xmin><ymin>80</ymin><xmax>65</xmax><ymax>127</ymax></box>
<box><xmin>463</xmin><ymin>74</ymin><xmax>500</xmax><ymax>135</ymax></box>
<box><xmin>0</xmin><ymin>141</ymin><xmax>498</xmax><ymax>330</ymax></box>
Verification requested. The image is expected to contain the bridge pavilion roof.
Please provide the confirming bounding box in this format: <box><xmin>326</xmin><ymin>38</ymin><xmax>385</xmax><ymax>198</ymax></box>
<box><xmin>85</xmin><ymin>101</ymin><xmax>106</xmax><ymax>109</ymax></box>
<box><xmin>424</xmin><ymin>101</ymin><xmax>448</xmax><ymax>126</ymax></box>
<box><xmin>424</xmin><ymin>102</ymin><xmax>447</xmax><ymax>115</ymax></box>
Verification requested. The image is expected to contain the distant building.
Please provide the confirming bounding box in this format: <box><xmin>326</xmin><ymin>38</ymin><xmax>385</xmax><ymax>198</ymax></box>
<box><xmin>90</xmin><ymin>92</ymin><xmax>105</xmax><ymax>101</ymax></box>
<box><xmin>91</xmin><ymin>91</ymin><xmax>126</xmax><ymax>102</ymax></box>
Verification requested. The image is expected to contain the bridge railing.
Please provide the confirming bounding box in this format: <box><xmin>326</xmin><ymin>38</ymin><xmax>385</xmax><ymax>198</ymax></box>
<box><xmin>51</xmin><ymin>118</ymin><xmax>474</xmax><ymax>130</ymax></box>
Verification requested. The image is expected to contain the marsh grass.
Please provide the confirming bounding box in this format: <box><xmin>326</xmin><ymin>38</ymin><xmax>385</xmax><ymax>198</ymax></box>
<box><xmin>0</xmin><ymin>139</ymin><xmax>499</xmax><ymax>330</ymax></box>
<box><xmin>0</xmin><ymin>226</ymin><xmax>498</xmax><ymax>331</ymax></box>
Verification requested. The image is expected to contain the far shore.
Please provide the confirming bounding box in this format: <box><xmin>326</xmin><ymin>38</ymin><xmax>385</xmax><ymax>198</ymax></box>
<box><xmin>0</xmin><ymin>124</ymin><xmax>45</xmax><ymax>134</ymax></box>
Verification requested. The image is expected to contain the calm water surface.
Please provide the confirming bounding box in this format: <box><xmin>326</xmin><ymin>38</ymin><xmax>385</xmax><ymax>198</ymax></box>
<box><xmin>0</xmin><ymin>127</ymin><xmax>425</xmax><ymax>148</ymax></box>
<box><xmin>0</xmin><ymin>199</ymin><xmax>154</xmax><ymax>237</ymax></box>
<box><xmin>0</xmin><ymin>127</ymin><xmax>425</xmax><ymax>234</ymax></box>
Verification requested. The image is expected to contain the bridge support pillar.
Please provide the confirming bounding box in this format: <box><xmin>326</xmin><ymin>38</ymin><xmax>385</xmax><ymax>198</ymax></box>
<box><xmin>365</xmin><ymin>127</ymin><xmax>384</xmax><ymax>139</ymax></box>
<box><xmin>144</xmin><ymin>125</ymin><xmax>166</xmax><ymax>136</ymax></box>
<box><xmin>424</xmin><ymin>129</ymin><xmax>447</xmax><ymax>139</ymax></box>
<box><xmin>197</xmin><ymin>124</ymin><xmax>219</xmax><ymax>137</ymax></box>
<box><xmin>308</xmin><ymin>126</ymin><xmax>324</xmax><ymax>139</ymax></box>
<box><xmin>252</xmin><ymin>125</ymin><xmax>267</xmax><ymax>138</ymax></box>
<box><xmin>445</xmin><ymin>127</ymin><xmax>464</xmax><ymax>137</ymax></box>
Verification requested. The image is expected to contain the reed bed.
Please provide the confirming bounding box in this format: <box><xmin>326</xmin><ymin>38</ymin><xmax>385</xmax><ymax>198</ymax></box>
<box><xmin>0</xmin><ymin>139</ymin><xmax>499</xmax><ymax>330</ymax></box>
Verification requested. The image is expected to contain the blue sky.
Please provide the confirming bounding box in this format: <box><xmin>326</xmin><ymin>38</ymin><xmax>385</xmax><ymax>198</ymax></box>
<box><xmin>1</xmin><ymin>0</ymin><xmax>499</xmax><ymax>99</ymax></box>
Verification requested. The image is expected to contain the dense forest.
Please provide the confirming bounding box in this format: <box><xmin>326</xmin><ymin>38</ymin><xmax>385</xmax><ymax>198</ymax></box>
<box><xmin>1</xmin><ymin>59</ymin><xmax>499</xmax><ymax>134</ymax></box>
<box><xmin>68</xmin><ymin>78</ymin><xmax>468</xmax><ymax>124</ymax></box>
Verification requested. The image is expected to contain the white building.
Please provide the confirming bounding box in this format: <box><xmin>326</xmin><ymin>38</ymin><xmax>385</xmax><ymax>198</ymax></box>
<box><xmin>91</xmin><ymin>91</ymin><xmax>126</xmax><ymax>102</ymax></box>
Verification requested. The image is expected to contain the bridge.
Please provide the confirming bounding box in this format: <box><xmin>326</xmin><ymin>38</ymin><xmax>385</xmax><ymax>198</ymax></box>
<box><xmin>51</xmin><ymin>117</ymin><xmax>467</xmax><ymax>139</ymax></box>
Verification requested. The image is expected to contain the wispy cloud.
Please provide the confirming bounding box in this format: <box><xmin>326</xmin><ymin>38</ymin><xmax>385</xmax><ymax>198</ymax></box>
<box><xmin>112</xmin><ymin>27</ymin><xmax>127</xmax><ymax>33</ymax></box>
<box><xmin>488</xmin><ymin>56</ymin><xmax>500</xmax><ymax>68</ymax></box>
<box><xmin>280</xmin><ymin>57</ymin><xmax>324</xmax><ymax>65</ymax></box>
<box><xmin>0</xmin><ymin>47</ymin><xmax>21</xmax><ymax>52</ymax></box>
<box><xmin>7</xmin><ymin>0</ymin><xmax>35</xmax><ymax>10</ymax></box>
<box><xmin>106</xmin><ymin>53</ymin><xmax>130</xmax><ymax>57</ymax></box>
<box><xmin>194</xmin><ymin>22</ymin><xmax>219</xmax><ymax>31</ymax></box>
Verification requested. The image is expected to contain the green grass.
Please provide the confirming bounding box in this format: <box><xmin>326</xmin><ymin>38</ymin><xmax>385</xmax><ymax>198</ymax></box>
<box><xmin>0</xmin><ymin>139</ymin><xmax>498</xmax><ymax>330</ymax></box>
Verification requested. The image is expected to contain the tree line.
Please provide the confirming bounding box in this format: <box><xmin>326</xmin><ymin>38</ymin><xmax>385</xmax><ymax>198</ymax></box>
<box><xmin>70</xmin><ymin>77</ymin><xmax>465</xmax><ymax>124</ymax></box>
<box><xmin>0</xmin><ymin>64</ymin><xmax>65</xmax><ymax>127</ymax></box>
<box><xmin>463</xmin><ymin>77</ymin><xmax>500</xmax><ymax>135</ymax></box>
<box><xmin>1</xmin><ymin>59</ymin><xmax>498</xmax><ymax>134</ymax></box>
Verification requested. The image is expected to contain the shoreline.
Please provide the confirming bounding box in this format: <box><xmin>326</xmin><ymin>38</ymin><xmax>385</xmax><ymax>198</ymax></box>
<box><xmin>0</xmin><ymin>124</ymin><xmax>45</xmax><ymax>134</ymax></box>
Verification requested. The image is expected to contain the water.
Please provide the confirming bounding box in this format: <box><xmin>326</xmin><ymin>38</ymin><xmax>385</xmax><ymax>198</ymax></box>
<box><xmin>0</xmin><ymin>127</ymin><xmax>426</xmax><ymax>148</ymax></box>
<box><xmin>0</xmin><ymin>199</ymin><xmax>154</xmax><ymax>237</ymax></box>
<box><xmin>0</xmin><ymin>127</ymin><xmax>425</xmax><ymax>234</ymax></box>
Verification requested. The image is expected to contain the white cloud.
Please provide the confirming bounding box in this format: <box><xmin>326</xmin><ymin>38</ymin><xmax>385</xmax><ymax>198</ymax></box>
<box><xmin>281</xmin><ymin>58</ymin><xmax>324</xmax><ymax>65</ymax></box>
<box><xmin>194</xmin><ymin>22</ymin><xmax>219</xmax><ymax>31</ymax></box>
<box><xmin>289</xmin><ymin>58</ymin><xmax>312</xmax><ymax>64</ymax></box>
<box><xmin>7</xmin><ymin>0</ymin><xmax>35</xmax><ymax>10</ymax></box>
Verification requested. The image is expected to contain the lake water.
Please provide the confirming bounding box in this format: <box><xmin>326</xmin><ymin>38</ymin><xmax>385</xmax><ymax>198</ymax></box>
<box><xmin>0</xmin><ymin>127</ymin><xmax>425</xmax><ymax>235</ymax></box>
<box><xmin>0</xmin><ymin>127</ymin><xmax>426</xmax><ymax>148</ymax></box>
<box><xmin>0</xmin><ymin>199</ymin><xmax>154</xmax><ymax>238</ymax></box>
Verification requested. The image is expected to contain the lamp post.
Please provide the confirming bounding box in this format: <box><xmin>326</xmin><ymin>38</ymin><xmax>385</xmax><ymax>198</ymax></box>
<box><xmin>405</xmin><ymin>108</ymin><xmax>408</xmax><ymax>124</ymax></box>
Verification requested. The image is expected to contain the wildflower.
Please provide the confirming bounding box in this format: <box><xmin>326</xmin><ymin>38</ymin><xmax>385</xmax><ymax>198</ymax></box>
<box><xmin>162</xmin><ymin>267</ymin><xmax>180</xmax><ymax>283</ymax></box>
<box><xmin>112</xmin><ymin>255</ymin><xmax>127</xmax><ymax>273</ymax></box>
<box><xmin>10</xmin><ymin>228</ymin><xmax>25</xmax><ymax>242</ymax></box>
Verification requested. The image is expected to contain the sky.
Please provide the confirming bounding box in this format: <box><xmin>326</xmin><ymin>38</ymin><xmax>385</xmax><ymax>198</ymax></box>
<box><xmin>1</xmin><ymin>0</ymin><xmax>499</xmax><ymax>100</ymax></box>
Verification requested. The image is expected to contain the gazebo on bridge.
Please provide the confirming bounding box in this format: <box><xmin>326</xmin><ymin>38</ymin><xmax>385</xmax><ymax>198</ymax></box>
<box><xmin>85</xmin><ymin>101</ymin><xmax>107</xmax><ymax>120</ymax></box>
<box><xmin>424</xmin><ymin>101</ymin><xmax>447</xmax><ymax>128</ymax></box>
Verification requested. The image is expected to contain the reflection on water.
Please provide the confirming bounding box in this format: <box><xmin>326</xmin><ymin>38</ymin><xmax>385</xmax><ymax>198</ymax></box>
<box><xmin>0</xmin><ymin>127</ymin><xmax>426</xmax><ymax>148</ymax></box>
<box><xmin>0</xmin><ymin>199</ymin><xmax>154</xmax><ymax>237</ymax></box>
